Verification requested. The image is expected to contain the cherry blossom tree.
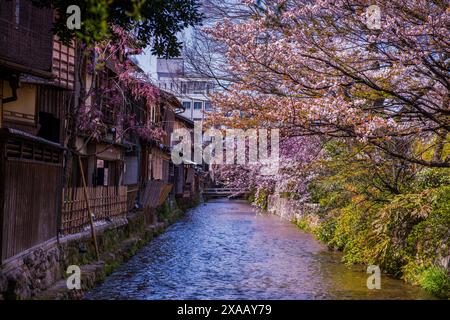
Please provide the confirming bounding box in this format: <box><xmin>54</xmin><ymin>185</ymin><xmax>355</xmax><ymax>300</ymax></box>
<box><xmin>205</xmin><ymin>0</ymin><xmax>449</xmax><ymax>168</ymax></box>
<box><xmin>213</xmin><ymin>134</ymin><xmax>323</xmax><ymax>203</ymax></box>
<box><xmin>72</xmin><ymin>26</ymin><xmax>166</xmax><ymax>150</ymax></box>
<box><xmin>33</xmin><ymin>0</ymin><xmax>203</xmax><ymax>56</ymax></box>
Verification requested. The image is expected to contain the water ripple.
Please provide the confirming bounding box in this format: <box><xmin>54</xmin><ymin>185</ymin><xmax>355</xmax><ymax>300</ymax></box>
<box><xmin>85</xmin><ymin>199</ymin><xmax>432</xmax><ymax>300</ymax></box>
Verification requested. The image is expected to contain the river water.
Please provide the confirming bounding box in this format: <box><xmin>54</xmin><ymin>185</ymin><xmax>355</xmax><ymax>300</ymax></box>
<box><xmin>85</xmin><ymin>199</ymin><xmax>433</xmax><ymax>300</ymax></box>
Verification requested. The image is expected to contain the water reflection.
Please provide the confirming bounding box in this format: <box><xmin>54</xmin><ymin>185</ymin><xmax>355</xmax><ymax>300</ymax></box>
<box><xmin>85</xmin><ymin>199</ymin><xmax>433</xmax><ymax>300</ymax></box>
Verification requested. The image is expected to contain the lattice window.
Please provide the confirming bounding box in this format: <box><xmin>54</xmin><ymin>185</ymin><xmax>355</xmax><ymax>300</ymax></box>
<box><xmin>52</xmin><ymin>37</ymin><xmax>75</xmax><ymax>89</ymax></box>
<box><xmin>5</xmin><ymin>138</ymin><xmax>61</xmax><ymax>164</ymax></box>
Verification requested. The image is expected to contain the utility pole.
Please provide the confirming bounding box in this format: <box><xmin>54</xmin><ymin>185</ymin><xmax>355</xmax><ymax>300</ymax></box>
<box><xmin>78</xmin><ymin>155</ymin><xmax>100</xmax><ymax>261</ymax></box>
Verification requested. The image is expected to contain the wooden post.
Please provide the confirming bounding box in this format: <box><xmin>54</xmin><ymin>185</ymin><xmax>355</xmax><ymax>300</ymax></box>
<box><xmin>78</xmin><ymin>155</ymin><xmax>100</xmax><ymax>261</ymax></box>
<box><xmin>0</xmin><ymin>80</ymin><xmax>3</xmax><ymax>128</ymax></box>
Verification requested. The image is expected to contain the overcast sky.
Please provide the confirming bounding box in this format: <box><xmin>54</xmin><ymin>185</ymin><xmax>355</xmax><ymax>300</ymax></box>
<box><xmin>135</xmin><ymin>28</ymin><xmax>194</xmax><ymax>80</ymax></box>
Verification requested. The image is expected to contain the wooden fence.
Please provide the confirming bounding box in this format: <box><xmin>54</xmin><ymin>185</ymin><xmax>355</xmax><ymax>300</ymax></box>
<box><xmin>139</xmin><ymin>181</ymin><xmax>173</xmax><ymax>225</ymax></box>
<box><xmin>126</xmin><ymin>184</ymin><xmax>139</xmax><ymax>211</ymax></box>
<box><xmin>61</xmin><ymin>186</ymin><xmax>128</xmax><ymax>235</ymax></box>
<box><xmin>0</xmin><ymin>130</ymin><xmax>63</xmax><ymax>263</ymax></box>
<box><xmin>140</xmin><ymin>181</ymin><xmax>173</xmax><ymax>209</ymax></box>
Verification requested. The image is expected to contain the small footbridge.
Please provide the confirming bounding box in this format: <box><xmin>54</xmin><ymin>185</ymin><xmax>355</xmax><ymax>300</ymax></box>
<box><xmin>202</xmin><ymin>187</ymin><xmax>249</xmax><ymax>199</ymax></box>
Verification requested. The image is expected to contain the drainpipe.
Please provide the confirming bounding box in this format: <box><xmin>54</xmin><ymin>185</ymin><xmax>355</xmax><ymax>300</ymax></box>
<box><xmin>136</xmin><ymin>143</ymin><xmax>142</xmax><ymax>208</ymax></box>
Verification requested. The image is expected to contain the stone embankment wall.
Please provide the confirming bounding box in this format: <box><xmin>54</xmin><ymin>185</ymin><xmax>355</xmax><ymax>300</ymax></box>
<box><xmin>266</xmin><ymin>194</ymin><xmax>320</xmax><ymax>228</ymax></box>
<box><xmin>0</xmin><ymin>194</ymin><xmax>200</xmax><ymax>300</ymax></box>
<box><xmin>266</xmin><ymin>193</ymin><xmax>450</xmax><ymax>298</ymax></box>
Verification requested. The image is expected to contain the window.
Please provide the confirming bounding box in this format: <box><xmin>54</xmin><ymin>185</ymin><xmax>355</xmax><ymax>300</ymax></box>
<box><xmin>194</xmin><ymin>102</ymin><xmax>202</xmax><ymax>110</ymax></box>
<box><xmin>206</xmin><ymin>84</ymin><xmax>214</xmax><ymax>94</ymax></box>
<box><xmin>38</xmin><ymin>112</ymin><xmax>60</xmax><ymax>143</ymax></box>
<box><xmin>182</xmin><ymin>101</ymin><xmax>191</xmax><ymax>110</ymax></box>
<box><xmin>193</xmin><ymin>82</ymin><xmax>206</xmax><ymax>93</ymax></box>
<box><xmin>204</xmin><ymin>101</ymin><xmax>212</xmax><ymax>111</ymax></box>
<box><xmin>124</xmin><ymin>156</ymin><xmax>139</xmax><ymax>185</ymax></box>
<box><xmin>149</xmin><ymin>105</ymin><xmax>156</xmax><ymax>123</ymax></box>
<box><xmin>187</xmin><ymin>82</ymin><xmax>195</xmax><ymax>94</ymax></box>
<box><xmin>14</xmin><ymin>0</ymin><xmax>20</xmax><ymax>26</ymax></box>
<box><xmin>152</xmin><ymin>151</ymin><xmax>164</xmax><ymax>180</ymax></box>
<box><xmin>95</xmin><ymin>160</ymin><xmax>119</xmax><ymax>186</ymax></box>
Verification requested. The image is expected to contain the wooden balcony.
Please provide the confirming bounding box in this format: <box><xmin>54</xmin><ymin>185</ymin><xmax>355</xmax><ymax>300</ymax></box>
<box><xmin>0</xmin><ymin>2</ymin><xmax>53</xmax><ymax>76</ymax></box>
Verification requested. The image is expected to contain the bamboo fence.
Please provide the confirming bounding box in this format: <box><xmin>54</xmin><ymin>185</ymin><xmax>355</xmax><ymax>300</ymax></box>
<box><xmin>61</xmin><ymin>186</ymin><xmax>128</xmax><ymax>235</ymax></box>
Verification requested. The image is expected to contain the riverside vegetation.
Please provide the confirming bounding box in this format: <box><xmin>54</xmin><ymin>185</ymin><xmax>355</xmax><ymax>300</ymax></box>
<box><xmin>250</xmin><ymin>140</ymin><xmax>450</xmax><ymax>299</ymax></box>
<box><xmin>199</xmin><ymin>0</ymin><xmax>450</xmax><ymax>299</ymax></box>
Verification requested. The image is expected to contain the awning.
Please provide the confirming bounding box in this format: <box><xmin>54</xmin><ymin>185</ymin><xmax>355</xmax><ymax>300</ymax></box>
<box><xmin>1</xmin><ymin>127</ymin><xmax>64</xmax><ymax>150</ymax></box>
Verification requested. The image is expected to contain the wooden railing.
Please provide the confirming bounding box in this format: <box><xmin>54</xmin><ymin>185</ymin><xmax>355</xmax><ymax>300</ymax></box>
<box><xmin>0</xmin><ymin>11</ymin><xmax>53</xmax><ymax>73</ymax></box>
<box><xmin>2</xmin><ymin>110</ymin><xmax>36</xmax><ymax>125</ymax></box>
<box><xmin>61</xmin><ymin>186</ymin><xmax>128</xmax><ymax>235</ymax></box>
<box><xmin>202</xmin><ymin>188</ymin><xmax>249</xmax><ymax>197</ymax></box>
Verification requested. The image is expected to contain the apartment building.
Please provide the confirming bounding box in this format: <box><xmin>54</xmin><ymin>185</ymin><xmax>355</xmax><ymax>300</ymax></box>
<box><xmin>155</xmin><ymin>58</ymin><xmax>216</xmax><ymax>121</ymax></box>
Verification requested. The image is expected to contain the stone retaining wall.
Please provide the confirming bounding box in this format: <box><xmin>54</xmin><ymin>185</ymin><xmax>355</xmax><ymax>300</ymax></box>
<box><xmin>267</xmin><ymin>194</ymin><xmax>320</xmax><ymax>227</ymax></box>
<box><xmin>0</xmin><ymin>194</ymin><xmax>199</xmax><ymax>300</ymax></box>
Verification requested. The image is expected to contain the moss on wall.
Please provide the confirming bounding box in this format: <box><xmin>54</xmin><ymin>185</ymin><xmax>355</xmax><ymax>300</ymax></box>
<box><xmin>28</xmin><ymin>194</ymin><xmax>202</xmax><ymax>300</ymax></box>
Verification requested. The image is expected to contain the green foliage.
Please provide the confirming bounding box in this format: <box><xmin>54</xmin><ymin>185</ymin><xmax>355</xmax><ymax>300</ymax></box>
<box><xmin>419</xmin><ymin>266</ymin><xmax>450</xmax><ymax>298</ymax></box>
<box><xmin>414</xmin><ymin>168</ymin><xmax>450</xmax><ymax>190</ymax></box>
<box><xmin>295</xmin><ymin>218</ymin><xmax>311</xmax><ymax>232</ymax></box>
<box><xmin>316</xmin><ymin>185</ymin><xmax>450</xmax><ymax>279</ymax></box>
<box><xmin>324</xmin><ymin>204</ymin><xmax>377</xmax><ymax>266</ymax></box>
<box><xmin>32</xmin><ymin>0</ymin><xmax>203</xmax><ymax>56</ymax></box>
<box><xmin>246</xmin><ymin>190</ymin><xmax>256</xmax><ymax>203</ymax></box>
<box><xmin>156</xmin><ymin>201</ymin><xmax>170</xmax><ymax>218</ymax></box>
<box><xmin>254</xmin><ymin>187</ymin><xmax>269</xmax><ymax>210</ymax></box>
<box><xmin>279</xmin><ymin>191</ymin><xmax>291</xmax><ymax>199</ymax></box>
<box><xmin>314</xmin><ymin>219</ymin><xmax>336</xmax><ymax>244</ymax></box>
<box><xmin>156</xmin><ymin>200</ymin><xmax>181</xmax><ymax>220</ymax></box>
<box><xmin>103</xmin><ymin>260</ymin><xmax>121</xmax><ymax>277</ymax></box>
<box><xmin>306</xmin><ymin>140</ymin><xmax>450</xmax><ymax>296</ymax></box>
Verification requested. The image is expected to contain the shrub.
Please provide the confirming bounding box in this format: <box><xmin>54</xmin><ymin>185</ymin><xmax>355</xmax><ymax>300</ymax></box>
<box><xmin>419</xmin><ymin>266</ymin><xmax>450</xmax><ymax>298</ymax></box>
<box><xmin>415</xmin><ymin>168</ymin><xmax>450</xmax><ymax>190</ymax></box>
<box><xmin>254</xmin><ymin>187</ymin><xmax>269</xmax><ymax>210</ymax></box>
<box><xmin>315</xmin><ymin>218</ymin><xmax>336</xmax><ymax>244</ymax></box>
<box><xmin>295</xmin><ymin>218</ymin><xmax>311</xmax><ymax>232</ymax></box>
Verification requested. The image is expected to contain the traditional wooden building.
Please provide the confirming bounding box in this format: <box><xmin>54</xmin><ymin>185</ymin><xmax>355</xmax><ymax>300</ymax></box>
<box><xmin>0</xmin><ymin>0</ymin><xmax>202</xmax><ymax>263</ymax></box>
<box><xmin>0</xmin><ymin>1</ymin><xmax>72</xmax><ymax>263</ymax></box>
<box><xmin>172</xmin><ymin>113</ymin><xmax>199</xmax><ymax>199</ymax></box>
<box><xmin>137</xmin><ymin>91</ymin><xmax>179</xmax><ymax>224</ymax></box>
<box><xmin>60</xmin><ymin>49</ymin><xmax>133</xmax><ymax>234</ymax></box>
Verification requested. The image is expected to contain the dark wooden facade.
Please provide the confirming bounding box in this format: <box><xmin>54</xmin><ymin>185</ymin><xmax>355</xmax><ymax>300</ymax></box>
<box><xmin>0</xmin><ymin>0</ymin><xmax>53</xmax><ymax>75</ymax></box>
<box><xmin>0</xmin><ymin>1</ymin><xmax>202</xmax><ymax>267</ymax></box>
<box><xmin>172</xmin><ymin>114</ymin><xmax>199</xmax><ymax>198</ymax></box>
<box><xmin>0</xmin><ymin>1</ymin><xmax>70</xmax><ymax>263</ymax></box>
<box><xmin>0</xmin><ymin>128</ymin><xmax>63</xmax><ymax>263</ymax></box>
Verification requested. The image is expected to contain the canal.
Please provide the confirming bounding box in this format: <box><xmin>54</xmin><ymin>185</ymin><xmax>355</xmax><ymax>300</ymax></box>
<box><xmin>85</xmin><ymin>199</ymin><xmax>433</xmax><ymax>300</ymax></box>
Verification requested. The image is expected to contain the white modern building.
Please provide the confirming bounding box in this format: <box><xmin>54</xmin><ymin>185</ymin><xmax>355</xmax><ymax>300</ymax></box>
<box><xmin>155</xmin><ymin>58</ymin><xmax>216</xmax><ymax>121</ymax></box>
